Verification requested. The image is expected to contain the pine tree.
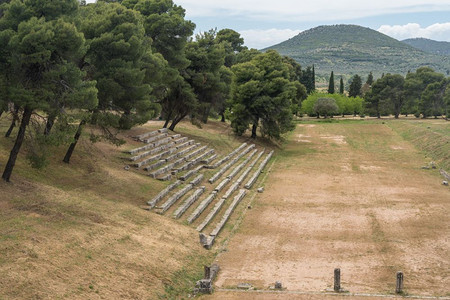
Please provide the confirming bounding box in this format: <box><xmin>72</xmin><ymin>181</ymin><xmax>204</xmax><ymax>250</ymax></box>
<box><xmin>339</xmin><ymin>77</ymin><xmax>344</xmax><ymax>94</ymax></box>
<box><xmin>328</xmin><ymin>71</ymin><xmax>335</xmax><ymax>94</ymax></box>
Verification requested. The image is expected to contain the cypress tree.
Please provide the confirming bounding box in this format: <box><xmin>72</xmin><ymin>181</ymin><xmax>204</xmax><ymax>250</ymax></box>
<box><xmin>339</xmin><ymin>76</ymin><xmax>344</xmax><ymax>94</ymax></box>
<box><xmin>366</xmin><ymin>71</ymin><xmax>374</xmax><ymax>85</ymax></box>
<box><xmin>312</xmin><ymin>64</ymin><xmax>316</xmax><ymax>91</ymax></box>
<box><xmin>328</xmin><ymin>71</ymin><xmax>335</xmax><ymax>94</ymax></box>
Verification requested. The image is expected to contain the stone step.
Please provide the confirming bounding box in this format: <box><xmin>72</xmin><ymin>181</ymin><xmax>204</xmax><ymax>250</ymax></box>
<box><xmin>203</xmin><ymin>189</ymin><xmax>247</xmax><ymax>249</ymax></box>
<box><xmin>179</xmin><ymin>165</ymin><xmax>203</xmax><ymax>181</ymax></box>
<box><xmin>244</xmin><ymin>150</ymin><xmax>274</xmax><ymax>189</ymax></box>
<box><xmin>226</xmin><ymin>149</ymin><xmax>258</xmax><ymax>180</ymax></box>
<box><xmin>173</xmin><ymin>186</ymin><xmax>205</xmax><ymax>219</ymax></box>
<box><xmin>235</xmin><ymin>150</ymin><xmax>265</xmax><ymax>185</ymax></box>
<box><xmin>222</xmin><ymin>181</ymin><xmax>240</xmax><ymax>200</ymax></box>
<box><xmin>210</xmin><ymin>143</ymin><xmax>247</xmax><ymax>169</ymax></box>
<box><xmin>196</xmin><ymin>197</ymin><xmax>226</xmax><ymax>232</ymax></box>
<box><xmin>147</xmin><ymin>180</ymin><xmax>182</xmax><ymax>208</ymax></box>
<box><xmin>214</xmin><ymin>177</ymin><xmax>231</xmax><ymax>192</ymax></box>
<box><xmin>143</xmin><ymin>133</ymin><xmax>169</xmax><ymax>144</ymax></box>
<box><xmin>208</xmin><ymin>144</ymin><xmax>255</xmax><ymax>184</ymax></box>
<box><xmin>187</xmin><ymin>192</ymin><xmax>217</xmax><ymax>224</ymax></box>
<box><xmin>156</xmin><ymin>184</ymin><xmax>194</xmax><ymax>214</ymax></box>
<box><xmin>135</xmin><ymin>128</ymin><xmax>167</xmax><ymax>141</ymax></box>
<box><xmin>201</xmin><ymin>153</ymin><xmax>217</xmax><ymax>165</ymax></box>
<box><xmin>173</xmin><ymin>136</ymin><xmax>188</xmax><ymax>144</ymax></box>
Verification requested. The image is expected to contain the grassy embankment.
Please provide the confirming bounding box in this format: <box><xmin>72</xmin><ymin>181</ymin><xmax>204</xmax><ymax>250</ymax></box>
<box><xmin>0</xmin><ymin>116</ymin><xmax>259</xmax><ymax>299</ymax></box>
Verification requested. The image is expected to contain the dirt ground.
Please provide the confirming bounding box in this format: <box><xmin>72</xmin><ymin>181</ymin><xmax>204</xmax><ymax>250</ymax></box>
<box><xmin>207</xmin><ymin>121</ymin><xmax>449</xmax><ymax>299</ymax></box>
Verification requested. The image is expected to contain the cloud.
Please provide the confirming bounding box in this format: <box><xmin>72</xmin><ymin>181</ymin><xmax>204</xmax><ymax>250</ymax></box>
<box><xmin>239</xmin><ymin>29</ymin><xmax>302</xmax><ymax>49</ymax></box>
<box><xmin>377</xmin><ymin>23</ymin><xmax>450</xmax><ymax>41</ymax></box>
<box><xmin>177</xmin><ymin>0</ymin><xmax>450</xmax><ymax>22</ymax></box>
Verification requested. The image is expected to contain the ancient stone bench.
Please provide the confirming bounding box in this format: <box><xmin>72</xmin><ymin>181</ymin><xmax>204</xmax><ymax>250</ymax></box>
<box><xmin>155</xmin><ymin>174</ymin><xmax>203</xmax><ymax>214</ymax></box>
<box><xmin>135</xmin><ymin>128</ymin><xmax>167</xmax><ymax>141</ymax></box>
<box><xmin>173</xmin><ymin>186</ymin><xmax>205</xmax><ymax>219</ymax></box>
<box><xmin>235</xmin><ymin>150</ymin><xmax>265</xmax><ymax>185</ymax></box>
<box><xmin>226</xmin><ymin>149</ymin><xmax>258</xmax><ymax>180</ymax></box>
<box><xmin>179</xmin><ymin>165</ymin><xmax>204</xmax><ymax>181</ymax></box>
<box><xmin>208</xmin><ymin>145</ymin><xmax>255</xmax><ymax>184</ymax></box>
<box><xmin>202</xmin><ymin>189</ymin><xmax>247</xmax><ymax>249</ymax></box>
<box><xmin>147</xmin><ymin>180</ymin><xmax>182</xmax><ymax>208</ymax></box>
<box><xmin>187</xmin><ymin>192</ymin><xmax>217</xmax><ymax>224</ymax></box>
<box><xmin>244</xmin><ymin>150</ymin><xmax>274</xmax><ymax>189</ymax></box>
<box><xmin>207</xmin><ymin>142</ymin><xmax>247</xmax><ymax>169</ymax></box>
<box><xmin>196</xmin><ymin>197</ymin><xmax>226</xmax><ymax>232</ymax></box>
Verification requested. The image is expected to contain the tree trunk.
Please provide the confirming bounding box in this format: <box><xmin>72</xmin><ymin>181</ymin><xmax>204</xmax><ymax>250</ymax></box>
<box><xmin>220</xmin><ymin>112</ymin><xmax>225</xmax><ymax>122</ymax></box>
<box><xmin>2</xmin><ymin>106</ymin><xmax>33</xmax><ymax>182</ymax></box>
<box><xmin>201</xmin><ymin>106</ymin><xmax>210</xmax><ymax>124</ymax></box>
<box><xmin>0</xmin><ymin>109</ymin><xmax>3</xmax><ymax>118</ymax></box>
<box><xmin>63</xmin><ymin>120</ymin><xmax>86</xmax><ymax>164</ymax></box>
<box><xmin>44</xmin><ymin>113</ymin><xmax>56</xmax><ymax>135</ymax></box>
<box><xmin>5</xmin><ymin>106</ymin><xmax>19</xmax><ymax>137</ymax></box>
<box><xmin>163</xmin><ymin>118</ymin><xmax>170</xmax><ymax>128</ymax></box>
<box><xmin>169</xmin><ymin>114</ymin><xmax>186</xmax><ymax>131</ymax></box>
<box><xmin>251</xmin><ymin>119</ymin><xmax>258</xmax><ymax>139</ymax></box>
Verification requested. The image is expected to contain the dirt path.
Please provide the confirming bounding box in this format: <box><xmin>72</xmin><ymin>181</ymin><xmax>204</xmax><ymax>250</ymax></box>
<box><xmin>206</xmin><ymin>122</ymin><xmax>449</xmax><ymax>299</ymax></box>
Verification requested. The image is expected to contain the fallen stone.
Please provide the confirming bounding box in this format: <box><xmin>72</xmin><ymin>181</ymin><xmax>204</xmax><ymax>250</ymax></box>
<box><xmin>124</xmin><ymin>165</ymin><xmax>130</xmax><ymax>170</ymax></box>
<box><xmin>443</xmin><ymin>181</ymin><xmax>449</xmax><ymax>186</ymax></box>
<box><xmin>257</xmin><ymin>187</ymin><xmax>264</xmax><ymax>193</ymax></box>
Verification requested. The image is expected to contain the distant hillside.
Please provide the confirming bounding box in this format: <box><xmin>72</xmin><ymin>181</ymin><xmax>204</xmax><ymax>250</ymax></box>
<box><xmin>402</xmin><ymin>38</ymin><xmax>450</xmax><ymax>56</ymax></box>
<box><xmin>265</xmin><ymin>25</ymin><xmax>450</xmax><ymax>80</ymax></box>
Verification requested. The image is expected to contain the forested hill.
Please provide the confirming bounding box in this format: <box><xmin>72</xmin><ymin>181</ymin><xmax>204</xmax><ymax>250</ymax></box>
<box><xmin>265</xmin><ymin>24</ymin><xmax>450</xmax><ymax>78</ymax></box>
<box><xmin>402</xmin><ymin>38</ymin><xmax>450</xmax><ymax>56</ymax></box>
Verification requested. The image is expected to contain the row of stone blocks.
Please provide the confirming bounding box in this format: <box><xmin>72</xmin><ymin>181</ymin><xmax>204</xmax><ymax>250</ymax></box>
<box><xmin>204</xmin><ymin>143</ymin><xmax>247</xmax><ymax>169</ymax></box>
<box><xmin>153</xmin><ymin>174</ymin><xmax>204</xmax><ymax>214</ymax></box>
<box><xmin>244</xmin><ymin>150</ymin><xmax>274</xmax><ymax>189</ymax></box>
<box><xmin>129</xmin><ymin>135</ymin><xmax>189</xmax><ymax>162</ymax></box>
<box><xmin>134</xmin><ymin>127</ymin><xmax>168</xmax><ymax>142</ymax></box>
<box><xmin>208</xmin><ymin>144</ymin><xmax>256</xmax><ymax>183</ymax></box>
<box><xmin>200</xmin><ymin>189</ymin><xmax>247</xmax><ymax>249</ymax></box>
<box><xmin>195</xmin><ymin>149</ymin><xmax>261</xmax><ymax>232</ymax></box>
<box><xmin>187</xmin><ymin>149</ymin><xmax>263</xmax><ymax>226</ymax></box>
<box><xmin>144</xmin><ymin>144</ymin><xmax>215</xmax><ymax>180</ymax></box>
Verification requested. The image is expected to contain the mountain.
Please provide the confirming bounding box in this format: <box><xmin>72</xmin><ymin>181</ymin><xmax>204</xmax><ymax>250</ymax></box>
<box><xmin>402</xmin><ymin>38</ymin><xmax>450</xmax><ymax>56</ymax></box>
<box><xmin>265</xmin><ymin>25</ymin><xmax>450</xmax><ymax>80</ymax></box>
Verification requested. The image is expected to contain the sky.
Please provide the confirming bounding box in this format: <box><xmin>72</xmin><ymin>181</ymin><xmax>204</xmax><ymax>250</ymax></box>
<box><xmin>173</xmin><ymin>0</ymin><xmax>450</xmax><ymax>49</ymax></box>
<box><xmin>85</xmin><ymin>0</ymin><xmax>450</xmax><ymax>49</ymax></box>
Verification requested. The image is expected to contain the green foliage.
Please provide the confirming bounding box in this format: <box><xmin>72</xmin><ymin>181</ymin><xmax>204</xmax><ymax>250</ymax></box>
<box><xmin>313</xmin><ymin>97</ymin><xmax>338</xmax><ymax>118</ymax></box>
<box><xmin>80</xmin><ymin>1</ymin><xmax>159</xmax><ymax>129</ymax></box>
<box><xmin>366</xmin><ymin>71</ymin><xmax>374</xmax><ymax>85</ymax></box>
<box><xmin>301</xmin><ymin>93</ymin><xmax>364</xmax><ymax>116</ymax></box>
<box><xmin>348</xmin><ymin>74</ymin><xmax>362</xmax><ymax>97</ymax></box>
<box><xmin>421</xmin><ymin>79</ymin><xmax>448</xmax><ymax>118</ymax></box>
<box><xmin>230</xmin><ymin>50</ymin><xmax>296</xmax><ymax>139</ymax></box>
<box><xmin>328</xmin><ymin>71</ymin><xmax>335</xmax><ymax>94</ymax></box>
<box><xmin>339</xmin><ymin>76</ymin><xmax>344</xmax><ymax>94</ymax></box>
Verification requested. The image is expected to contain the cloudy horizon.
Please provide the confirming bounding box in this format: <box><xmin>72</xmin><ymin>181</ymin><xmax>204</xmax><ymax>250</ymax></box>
<box><xmin>85</xmin><ymin>0</ymin><xmax>450</xmax><ymax>49</ymax></box>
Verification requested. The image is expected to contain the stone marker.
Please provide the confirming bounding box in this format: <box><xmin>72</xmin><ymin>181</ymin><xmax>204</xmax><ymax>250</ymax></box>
<box><xmin>334</xmin><ymin>268</ymin><xmax>341</xmax><ymax>292</ymax></box>
<box><xmin>257</xmin><ymin>187</ymin><xmax>264</xmax><ymax>193</ymax></box>
<box><xmin>274</xmin><ymin>281</ymin><xmax>282</xmax><ymax>289</ymax></box>
<box><xmin>396</xmin><ymin>271</ymin><xmax>404</xmax><ymax>294</ymax></box>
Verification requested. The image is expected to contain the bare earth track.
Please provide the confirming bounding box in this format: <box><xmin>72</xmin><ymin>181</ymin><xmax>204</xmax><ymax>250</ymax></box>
<box><xmin>206</xmin><ymin>120</ymin><xmax>449</xmax><ymax>299</ymax></box>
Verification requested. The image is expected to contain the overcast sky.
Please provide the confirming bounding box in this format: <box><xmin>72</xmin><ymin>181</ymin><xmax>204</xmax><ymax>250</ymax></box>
<box><xmin>174</xmin><ymin>0</ymin><xmax>450</xmax><ymax>49</ymax></box>
<box><xmin>86</xmin><ymin>1</ymin><xmax>450</xmax><ymax>49</ymax></box>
